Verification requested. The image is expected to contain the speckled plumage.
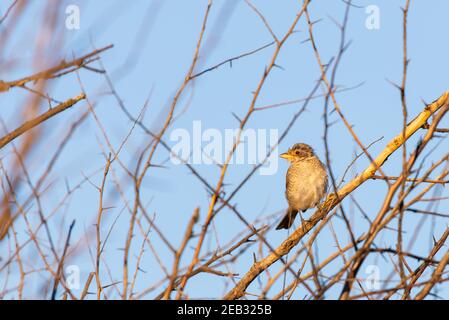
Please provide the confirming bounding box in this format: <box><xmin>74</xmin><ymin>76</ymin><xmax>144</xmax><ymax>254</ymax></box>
<box><xmin>276</xmin><ymin>143</ymin><xmax>328</xmax><ymax>230</ymax></box>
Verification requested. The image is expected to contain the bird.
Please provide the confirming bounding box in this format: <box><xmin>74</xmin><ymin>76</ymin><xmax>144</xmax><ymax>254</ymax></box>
<box><xmin>276</xmin><ymin>143</ymin><xmax>328</xmax><ymax>230</ymax></box>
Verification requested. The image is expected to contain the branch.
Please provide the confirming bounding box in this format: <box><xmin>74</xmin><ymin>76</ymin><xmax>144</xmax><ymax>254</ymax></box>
<box><xmin>0</xmin><ymin>45</ymin><xmax>113</xmax><ymax>92</ymax></box>
<box><xmin>371</xmin><ymin>175</ymin><xmax>449</xmax><ymax>184</ymax></box>
<box><xmin>0</xmin><ymin>93</ymin><xmax>86</xmax><ymax>149</ymax></box>
<box><xmin>163</xmin><ymin>208</ymin><xmax>199</xmax><ymax>299</ymax></box>
<box><xmin>50</xmin><ymin>220</ymin><xmax>76</xmax><ymax>300</ymax></box>
<box><xmin>414</xmin><ymin>249</ymin><xmax>449</xmax><ymax>300</ymax></box>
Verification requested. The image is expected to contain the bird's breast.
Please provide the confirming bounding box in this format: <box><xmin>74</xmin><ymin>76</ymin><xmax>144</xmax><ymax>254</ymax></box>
<box><xmin>285</xmin><ymin>159</ymin><xmax>327</xmax><ymax>211</ymax></box>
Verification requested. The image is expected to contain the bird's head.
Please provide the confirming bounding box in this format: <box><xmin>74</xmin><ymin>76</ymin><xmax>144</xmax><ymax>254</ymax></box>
<box><xmin>280</xmin><ymin>143</ymin><xmax>315</xmax><ymax>163</ymax></box>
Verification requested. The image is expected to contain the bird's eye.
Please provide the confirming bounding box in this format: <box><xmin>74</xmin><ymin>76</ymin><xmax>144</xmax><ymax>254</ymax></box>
<box><xmin>295</xmin><ymin>151</ymin><xmax>300</xmax><ymax>155</ymax></box>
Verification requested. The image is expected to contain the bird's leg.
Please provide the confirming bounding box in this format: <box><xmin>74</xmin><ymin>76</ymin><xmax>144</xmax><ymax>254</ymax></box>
<box><xmin>298</xmin><ymin>211</ymin><xmax>307</xmax><ymax>233</ymax></box>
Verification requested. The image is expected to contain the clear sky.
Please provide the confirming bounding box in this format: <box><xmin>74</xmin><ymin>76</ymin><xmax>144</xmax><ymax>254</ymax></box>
<box><xmin>1</xmin><ymin>0</ymin><xmax>448</xmax><ymax>299</ymax></box>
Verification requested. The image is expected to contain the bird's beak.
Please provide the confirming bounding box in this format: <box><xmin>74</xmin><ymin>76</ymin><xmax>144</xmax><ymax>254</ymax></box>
<box><xmin>280</xmin><ymin>152</ymin><xmax>291</xmax><ymax>160</ymax></box>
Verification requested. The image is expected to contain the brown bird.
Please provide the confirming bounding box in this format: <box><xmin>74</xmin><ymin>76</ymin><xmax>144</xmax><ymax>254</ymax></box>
<box><xmin>276</xmin><ymin>143</ymin><xmax>328</xmax><ymax>230</ymax></box>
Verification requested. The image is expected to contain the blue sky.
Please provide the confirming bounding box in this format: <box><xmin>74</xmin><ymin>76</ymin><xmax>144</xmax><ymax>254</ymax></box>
<box><xmin>1</xmin><ymin>0</ymin><xmax>448</xmax><ymax>299</ymax></box>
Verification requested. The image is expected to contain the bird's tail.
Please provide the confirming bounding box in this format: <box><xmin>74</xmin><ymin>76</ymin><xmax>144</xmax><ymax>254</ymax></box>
<box><xmin>276</xmin><ymin>208</ymin><xmax>298</xmax><ymax>230</ymax></box>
